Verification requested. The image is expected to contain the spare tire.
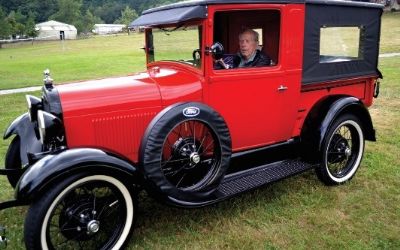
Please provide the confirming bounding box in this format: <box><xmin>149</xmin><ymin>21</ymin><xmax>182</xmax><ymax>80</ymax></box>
<box><xmin>139</xmin><ymin>102</ymin><xmax>231</xmax><ymax>202</ymax></box>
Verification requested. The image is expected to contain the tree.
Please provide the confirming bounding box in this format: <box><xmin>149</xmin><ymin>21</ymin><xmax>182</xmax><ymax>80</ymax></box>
<box><xmin>93</xmin><ymin>2</ymin><xmax>125</xmax><ymax>24</ymax></box>
<box><xmin>79</xmin><ymin>9</ymin><xmax>103</xmax><ymax>34</ymax></box>
<box><xmin>50</xmin><ymin>0</ymin><xmax>82</xmax><ymax>25</ymax></box>
<box><xmin>25</xmin><ymin>12</ymin><xmax>38</xmax><ymax>38</ymax></box>
<box><xmin>115</xmin><ymin>6</ymin><xmax>138</xmax><ymax>34</ymax></box>
<box><xmin>0</xmin><ymin>7</ymin><xmax>12</xmax><ymax>44</ymax></box>
<box><xmin>6</xmin><ymin>11</ymin><xmax>26</xmax><ymax>38</ymax></box>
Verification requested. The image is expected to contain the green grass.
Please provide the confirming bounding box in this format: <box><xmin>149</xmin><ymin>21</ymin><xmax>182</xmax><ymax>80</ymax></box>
<box><xmin>0</xmin><ymin>35</ymin><xmax>146</xmax><ymax>90</ymax></box>
<box><xmin>0</xmin><ymin>12</ymin><xmax>400</xmax><ymax>250</ymax></box>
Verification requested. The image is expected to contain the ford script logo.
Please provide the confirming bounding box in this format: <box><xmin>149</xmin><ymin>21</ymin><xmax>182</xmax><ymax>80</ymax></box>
<box><xmin>183</xmin><ymin>107</ymin><xmax>200</xmax><ymax>117</ymax></box>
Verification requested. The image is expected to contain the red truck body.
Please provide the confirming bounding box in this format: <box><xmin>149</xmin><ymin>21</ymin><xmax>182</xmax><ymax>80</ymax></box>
<box><xmin>0</xmin><ymin>1</ymin><xmax>383</xmax><ymax>249</ymax></box>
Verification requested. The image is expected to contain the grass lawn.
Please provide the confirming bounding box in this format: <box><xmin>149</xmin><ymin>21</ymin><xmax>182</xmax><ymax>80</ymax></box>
<box><xmin>0</xmin><ymin>34</ymin><xmax>146</xmax><ymax>90</ymax></box>
<box><xmin>0</xmin><ymin>12</ymin><xmax>399</xmax><ymax>250</ymax></box>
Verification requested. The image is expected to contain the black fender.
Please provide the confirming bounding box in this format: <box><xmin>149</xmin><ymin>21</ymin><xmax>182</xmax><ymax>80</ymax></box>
<box><xmin>3</xmin><ymin>113</ymin><xmax>42</xmax><ymax>165</ymax></box>
<box><xmin>301</xmin><ymin>96</ymin><xmax>375</xmax><ymax>159</ymax></box>
<box><xmin>15</xmin><ymin>148</ymin><xmax>139</xmax><ymax>203</ymax></box>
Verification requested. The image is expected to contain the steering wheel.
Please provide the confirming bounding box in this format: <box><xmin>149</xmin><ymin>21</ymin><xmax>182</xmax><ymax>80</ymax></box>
<box><xmin>192</xmin><ymin>49</ymin><xmax>201</xmax><ymax>61</ymax></box>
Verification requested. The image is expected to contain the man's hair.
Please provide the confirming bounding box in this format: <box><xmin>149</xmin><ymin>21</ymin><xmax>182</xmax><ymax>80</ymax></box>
<box><xmin>239</xmin><ymin>29</ymin><xmax>259</xmax><ymax>43</ymax></box>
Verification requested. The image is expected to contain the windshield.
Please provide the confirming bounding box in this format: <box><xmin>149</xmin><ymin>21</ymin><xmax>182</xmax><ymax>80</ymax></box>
<box><xmin>147</xmin><ymin>25</ymin><xmax>202</xmax><ymax>69</ymax></box>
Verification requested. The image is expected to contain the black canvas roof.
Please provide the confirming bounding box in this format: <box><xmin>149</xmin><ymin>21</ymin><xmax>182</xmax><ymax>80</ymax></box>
<box><xmin>130</xmin><ymin>0</ymin><xmax>382</xmax><ymax>27</ymax></box>
<box><xmin>302</xmin><ymin>2</ymin><xmax>383</xmax><ymax>84</ymax></box>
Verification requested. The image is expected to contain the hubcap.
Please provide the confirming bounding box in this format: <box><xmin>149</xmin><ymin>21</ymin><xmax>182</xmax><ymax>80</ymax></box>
<box><xmin>87</xmin><ymin>220</ymin><xmax>100</xmax><ymax>234</ymax></box>
<box><xmin>190</xmin><ymin>152</ymin><xmax>201</xmax><ymax>164</ymax></box>
<box><xmin>344</xmin><ymin>147</ymin><xmax>351</xmax><ymax>157</ymax></box>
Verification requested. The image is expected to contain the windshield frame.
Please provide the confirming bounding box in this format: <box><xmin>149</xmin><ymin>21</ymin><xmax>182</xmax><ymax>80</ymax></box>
<box><xmin>144</xmin><ymin>20</ymin><xmax>205</xmax><ymax>73</ymax></box>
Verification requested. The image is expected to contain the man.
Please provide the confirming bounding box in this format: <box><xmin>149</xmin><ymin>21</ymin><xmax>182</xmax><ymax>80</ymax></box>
<box><xmin>216</xmin><ymin>29</ymin><xmax>271</xmax><ymax>69</ymax></box>
<box><xmin>233</xmin><ymin>29</ymin><xmax>271</xmax><ymax>68</ymax></box>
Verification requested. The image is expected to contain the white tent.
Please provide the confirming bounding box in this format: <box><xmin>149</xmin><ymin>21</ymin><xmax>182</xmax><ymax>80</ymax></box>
<box><xmin>93</xmin><ymin>24</ymin><xmax>126</xmax><ymax>35</ymax></box>
<box><xmin>35</xmin><ymin>20</ymin><xmax>77</xmax><ymax>40</ymax></box>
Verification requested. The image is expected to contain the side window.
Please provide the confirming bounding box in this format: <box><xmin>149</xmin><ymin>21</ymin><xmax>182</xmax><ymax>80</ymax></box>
<box><xmin>319</xmin><ymin>26</ymin><xmax>365</xmax><ymax>63</ymax></box>
<box><xmin>213</xmin><ymin>10</ymin><xmax>280</xmax><ymax>70</ymax></box>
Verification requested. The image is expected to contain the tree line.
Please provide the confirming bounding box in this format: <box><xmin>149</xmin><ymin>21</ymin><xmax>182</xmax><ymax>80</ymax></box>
<box><xmin>0</xmin><ymin>0</ymin><xmax>181</xmax><ymax>39</ymax></box>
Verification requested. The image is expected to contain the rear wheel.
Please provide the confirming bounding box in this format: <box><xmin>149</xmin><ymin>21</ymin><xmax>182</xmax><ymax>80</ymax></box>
<box><xmin>316</xmin><ymin>114</ymin><xmax>365</xmax><ymax>185</ymax></box>
<box><xmin>5</xmin><ymin>136</ymin><xmax>22</xmax><ymax>188</ymax></box>
<box><xmin>24</xmin><ymin>173</ymin><xmax>136</xmax><ymax>250</ymax></box>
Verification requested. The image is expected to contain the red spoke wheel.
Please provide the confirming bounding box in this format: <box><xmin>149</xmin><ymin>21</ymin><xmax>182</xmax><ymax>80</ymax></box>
<box><xmin>140</xmin><ymin>102</ymin><xmax>231</xmax><ymax>201</ymax></box>
<box><xmin>161</xmin><ymin>120</ymin><xmax>221</xmax><ymax>190</ymax></box>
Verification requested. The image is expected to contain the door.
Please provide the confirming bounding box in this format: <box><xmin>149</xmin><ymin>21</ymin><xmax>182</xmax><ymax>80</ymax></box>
<box><xmin>205</xmin><ymin>6</ymin><xmax>302</xmax><ymax>152</ymax></box>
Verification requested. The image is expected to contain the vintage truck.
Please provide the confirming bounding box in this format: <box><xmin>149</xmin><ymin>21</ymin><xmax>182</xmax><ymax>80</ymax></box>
<box><xmin>0</xmin><ymin>0</ymin><xmax>382</xmax><ymax>249</ymax></box>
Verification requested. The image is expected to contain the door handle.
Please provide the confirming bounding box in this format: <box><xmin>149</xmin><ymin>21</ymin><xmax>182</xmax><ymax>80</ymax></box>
<box><xmin>277</xmin><ymin>85</ymin><xmax>288</xmax><ymax>91</ymax></box>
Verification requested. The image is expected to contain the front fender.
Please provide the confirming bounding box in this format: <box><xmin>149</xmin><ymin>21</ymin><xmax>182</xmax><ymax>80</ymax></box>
<box><xmin>15</xmin><ymin>148</ymin><xmax>139</xmax><ymax>203</ymax></box>
<box><xmin>3</xmin><ymin>113</ymin><xmax>42</xmax><ymax>165</ymax></box>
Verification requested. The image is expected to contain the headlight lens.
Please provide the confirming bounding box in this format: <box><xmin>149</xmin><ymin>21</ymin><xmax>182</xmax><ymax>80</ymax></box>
<box><xmin>26</xmin><ymin>95</ymin><xmax>42</xmax><ymax>122</ymax></box>
<box><xmin>37</xmin><ymin>110</ymin><xmax>62</xmax><ymax>144</ymax></box>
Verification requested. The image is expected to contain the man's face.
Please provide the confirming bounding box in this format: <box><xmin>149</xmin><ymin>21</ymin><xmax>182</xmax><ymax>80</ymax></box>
<box><xmin>239</xmin><ymin>32</ymin><xmax>258</xmax><ymax>60</ymax></box>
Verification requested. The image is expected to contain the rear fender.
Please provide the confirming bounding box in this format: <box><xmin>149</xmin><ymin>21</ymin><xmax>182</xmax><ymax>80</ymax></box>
<box><xmin>302</xmin><ymin>96</ymin><xmax>375</xmax><ymax>158</ymax></box>
<box><xmin>318</xmin><ymin>97</ymin><xmax>376</xmax><ymax>147</ymax></box>
<box><xmin>15</xmin><ymin>148</ymin><xmax>140</xmax><ymax>203</ymax></box>
<box><xmin>3</xmin><ymin>113</ymin><xmax>42</xmax><ymax>165</ymax></box>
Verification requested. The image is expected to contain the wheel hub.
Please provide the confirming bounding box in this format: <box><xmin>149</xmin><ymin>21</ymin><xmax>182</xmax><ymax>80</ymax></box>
<box><xmin>60</xmin><ymin>199</ymin><xmax>101</xmax><ymax>240</ymax></box>
<box><xmin>190</xmin><ymin>152</ymin><xmax>201</xmax><ymax>164</ymax></box>
<box><xmin>328</xmin><ymin>134</ymin><xmax>350</xmax><ymax>164</ymax></box>
<box><xmin>344</xmin><ymin>147</ymin><xmax>351</xmax><ymax>157</ymax></box>
<box><xmin>172</xmin><ymin>137</ymin><xmax>202</xmax><ymax>169</ymax></box>
<box><xmin>87</xmin><ymin>220</ymin><xmax>100</xmax><ymax>234</ymax></box>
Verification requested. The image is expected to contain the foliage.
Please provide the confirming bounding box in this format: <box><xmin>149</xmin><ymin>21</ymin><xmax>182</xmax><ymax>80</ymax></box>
<box><xmin>115</xmin><ymin>6</ymin><xmax>138</xmax><ymax>26</ymax></box>
<box><xmin>50</xmin><ymin>0</ymin><xmax>82</xmax><ymax>27</ymax></box>
<box><xmin>0</xmin><ymin>6</ymin><xmax>39</xmax><ymax>41</ymax></box>
<box><xmin>0</xmin><ymin>0</ymin><xmax>183</xmax><ymax>35</ymax></box>
<box><xmin>0</xmin><ymin>7</ymin><xmax>12</xmax><ymax>39</ymax></box>
<box><xmin>25</xmin><ymin>12</ymin><xmax>38</xmax><ymax>38</ymax></box>
<box><xmin>79</xmin><ymin>9</ymin><xmax>103</xmax><ymax>34</ymax></box>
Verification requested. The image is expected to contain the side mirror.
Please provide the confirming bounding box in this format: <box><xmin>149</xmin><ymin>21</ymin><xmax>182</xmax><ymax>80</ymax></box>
<box><xmin>207</xmin><ymin>42</ymin><xmax>224</xmax><ymax>60</ymax></box>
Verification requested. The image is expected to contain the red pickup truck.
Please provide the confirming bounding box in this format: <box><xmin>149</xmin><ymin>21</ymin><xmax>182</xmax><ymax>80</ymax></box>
<box><xmin>0</xmin><ymin>0</ymin><xmax>383</xmax><ymax>249</ymax></box>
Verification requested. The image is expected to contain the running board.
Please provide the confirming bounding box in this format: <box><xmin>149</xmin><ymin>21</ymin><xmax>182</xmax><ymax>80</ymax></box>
<box><xmin>167</xmin><ymin>159</ymin><xmax>316</xmax><ymax>208</ymax></box>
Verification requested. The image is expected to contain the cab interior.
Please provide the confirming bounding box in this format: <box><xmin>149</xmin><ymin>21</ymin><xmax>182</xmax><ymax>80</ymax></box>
<box><xmin>213</xmin><ymin>9</ymin><xmax>281</xmax><ymax>65</ymax></box>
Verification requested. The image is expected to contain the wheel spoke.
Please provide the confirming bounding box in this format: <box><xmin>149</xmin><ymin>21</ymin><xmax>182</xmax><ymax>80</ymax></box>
<box><xmin>164</xmin><ymin>162</ymin><xmax>190</xmax><ymax>176</ymax></box>
<box><xmin>197</xmin><ymin>130</ymin><xmax>210</xmax><ymax>153</ymax></box>
<box><xmin>92</xmin><ymin>194</ymin><xmax>96</xmax><ymax>220</ymax></box>
<box><xmin>188</xmin><ymin>120</ymin><xmax>194</xmax><ymax>137</ymax></box>
<box><xmin>176</xmin><ymin>172</ymin><xmax>188</xmax><ymax>188</ymax></box>
<box><xmin>161</xmin><ymin>157</ymin><xmax>189</xmax><ymax>168</ymax></box>
<box><xmin>193</xmin><ymin>121</ymin><xmax>196</xmax><ymax>147</ymax></box>
<box><xmin>201</xmin><ymin>140</ymin><xmax>214</xmax><ymax>155</ymax></box>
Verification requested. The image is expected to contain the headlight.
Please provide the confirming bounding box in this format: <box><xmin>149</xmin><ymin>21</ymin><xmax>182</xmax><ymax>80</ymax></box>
<box><xmin>26</xmin><ymin>95</ymin><xmax>42</xmax><ymax>122</ymax></box>
<box><xmin>37</xmin><ymin>110</ymin><xmax>63</xmax><ymax>144</ymax></box>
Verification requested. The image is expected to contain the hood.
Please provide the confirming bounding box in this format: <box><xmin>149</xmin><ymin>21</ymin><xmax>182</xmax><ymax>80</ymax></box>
<box><xmin>57</xmin><ymin>64</ymin><xmax>203</xmax><ymax>118</ymax></box>
<box><xmin>57</xmin><ymin>72</ymin><xmax>162</xmax><ymax>117</ymax></box>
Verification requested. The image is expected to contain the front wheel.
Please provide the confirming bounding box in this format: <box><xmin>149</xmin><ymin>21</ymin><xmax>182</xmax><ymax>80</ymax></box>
<box><xmin>316</xmin><ymin>114</ymin><xmax>365</xmax><ymax>185</ymax></box>
<box><xmin>24</xmin><ymin>173</ymin><xmax>136</xmax><ymax>250</ymax></box>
